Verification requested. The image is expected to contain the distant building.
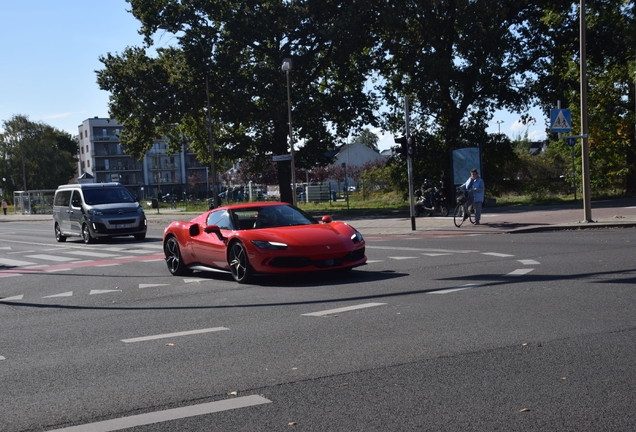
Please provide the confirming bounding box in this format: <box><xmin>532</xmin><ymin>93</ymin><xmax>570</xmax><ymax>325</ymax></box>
<box><xmin>77</xmin><ymin>117</ymin><xmax>213</xmax><ymax>199</ymax></box>
<box><xmin>529</xmin><ymin>141</ymin><xmax>546</xmax><ymax>155</ymax></box>
<box><xmin>325</xmin><ymin>141</ymin><xmax>388</xmax><ymax>191</ymax></box>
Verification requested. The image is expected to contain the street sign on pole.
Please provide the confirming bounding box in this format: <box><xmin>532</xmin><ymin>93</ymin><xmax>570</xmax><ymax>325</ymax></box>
<box><xmin>272</xmin><ymin>154</ymin><xmax>292</xmax><ymax>162</ymax></box>
<box><xmin>567</xmin><ymin>138</ymin><xmax>576</xmax><ymax>147</ymax></box>
<box><xmin>550</xmin><ymin>109</ymin><xmax>572</xmax><ymax>133</ymax></box>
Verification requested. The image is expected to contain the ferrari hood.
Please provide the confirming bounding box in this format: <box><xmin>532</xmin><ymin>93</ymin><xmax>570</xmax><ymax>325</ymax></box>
<box><xmin>249</xmin><ymin>222</ymin><xmax>358</xmax><ymax>247</ymax></box>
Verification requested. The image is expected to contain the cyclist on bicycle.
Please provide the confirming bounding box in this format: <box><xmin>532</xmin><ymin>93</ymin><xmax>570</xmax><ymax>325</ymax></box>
<box><xmin>458</xmin><ymin>168</ymin><xmax>485</xmax><ymax>225</ymax></box>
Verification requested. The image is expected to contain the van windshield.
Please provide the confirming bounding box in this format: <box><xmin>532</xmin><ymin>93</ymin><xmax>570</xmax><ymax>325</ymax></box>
<box><xmin>83</xmin><ymin>188</ymin><xmax>135</xmax><ymax>205</ymax></box>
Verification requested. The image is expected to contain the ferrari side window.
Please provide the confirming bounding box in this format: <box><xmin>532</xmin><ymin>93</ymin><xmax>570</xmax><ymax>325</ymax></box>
<box><xmin>207</xmin><ymin>210</ymin><xmax>229</xmax><ymax>228</ymax></box>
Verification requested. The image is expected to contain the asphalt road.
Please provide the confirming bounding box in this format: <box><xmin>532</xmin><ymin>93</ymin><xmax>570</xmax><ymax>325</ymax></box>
<box><xmin>0</xmin><ymin>221</ymin><xmax>635</xmax><ymax>431</ymax></box>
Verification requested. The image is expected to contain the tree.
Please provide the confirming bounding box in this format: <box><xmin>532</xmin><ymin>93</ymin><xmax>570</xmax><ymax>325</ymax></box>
<box><xmin>352</xmin><ymin>128</ymin><xmax>380</xmax><ymax>152</ymax></box>
<box><xmin>533</xmin><ymin>1</ymin><xmax>635</xmax><ymax>194</ymax></box>
<box><xmin>374</xmin><ymin>0</ymin><xmax>559</xmax><ymax>192</ymax></box>
<box><xmin>97</xmin><ymin>0</ymin><xmax>380</xmax><ymax>204</ymax></box>
<box><xmin>0</xmin><ymin>115</ymin><xmax>77</xmax><ymax>196</ymax></box>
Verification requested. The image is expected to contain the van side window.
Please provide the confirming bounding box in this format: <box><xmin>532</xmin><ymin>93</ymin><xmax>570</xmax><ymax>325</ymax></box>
<box><xmin>71</xmin><ymin>191</ymin><xmax>83</xmax><ymax>208</ymax></box>
<box><xmin>54</xmin><ymin>191</ymin><xmax>72</xmax><ymax>207</ymax></box>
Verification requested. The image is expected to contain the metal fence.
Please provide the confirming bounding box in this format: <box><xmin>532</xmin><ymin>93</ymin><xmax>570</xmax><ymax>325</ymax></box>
<box><xmin>13</xmin><ymin>190</ymin><xmax>56</xmax><ymax>215</ymax></box>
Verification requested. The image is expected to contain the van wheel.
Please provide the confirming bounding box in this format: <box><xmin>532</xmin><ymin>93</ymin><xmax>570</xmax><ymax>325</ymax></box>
<box><xmin>82</xmin><ymin>224</ymin><xmax>95</xmax><ymax>244</ymax></box>
<box><xmin>54</xmin><ymin>223</ymin><xmax>66</xmax><ymax>242</ymax></box>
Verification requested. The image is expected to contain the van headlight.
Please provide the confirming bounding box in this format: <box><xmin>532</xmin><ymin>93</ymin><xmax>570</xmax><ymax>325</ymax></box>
<box><xmin>137</xmin><ymin>207</ymin><xmax>144</xmax><ymax>214</ymax></box>
<box><xmin>88</xmin><ymin>209</ymin><xmax>103</xmax><ymax>216</ymax></box>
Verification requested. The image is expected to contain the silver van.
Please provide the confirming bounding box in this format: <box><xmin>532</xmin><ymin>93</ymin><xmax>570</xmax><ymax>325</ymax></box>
<box><xmin>53</xmin><ymin>183</ymin><xmax>147</xmax><ymax>243</ymax></box>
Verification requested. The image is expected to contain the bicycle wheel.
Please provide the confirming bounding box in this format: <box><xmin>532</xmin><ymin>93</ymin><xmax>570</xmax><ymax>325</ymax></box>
<box><xmin>453</xmin><ymin>204</ymin><xmax>466</xmax><ymax>227</ymax></box>
<box><xmin>469</xmin><ymin>206</ymin><xmax>475</xmax><ymax>224</ymax></box>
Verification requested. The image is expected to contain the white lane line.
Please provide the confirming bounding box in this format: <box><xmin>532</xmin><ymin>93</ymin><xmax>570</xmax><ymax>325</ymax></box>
<box><xmin>122</xmin><ymin>327</ymin><xmax>229</xmax><ymax>343</ymax></box>
<box><xmin>42</xmin><ymin>292</ymin><xmax>73</xmax><ymax>298</ymax></box>
<box><xmin>0</xmin><ymin>295</ymin><xmax>24</xmax><ymax>301</ymax></box>
<box><xmin>184</xmin><ymin>278</ymin><xmax>209</xmax><ymax>283</ymax></box>
<box><xmin>0</xmin><ymin>355</ymin><xmax>5</xmax><ymax>360</ymax></box>
<box><xmin>141</xmin><ymin>258</ymin><xmax>164</xmax><ymax>262</ymax></box>
<box><xmin>0</xmin><ymin>246</ymin><xmax>11</xmax><ymax>250</ymax></box>
<box><xmin>96</xmin><ymin>263</ymin><xmax>122</xmax><ymax>267</ymax></box>
<box><xmin>89</xmin><ymin>290</ymin><xmax>122</xmax><ymax>295</ymax></box>
<box><xmin>0</xmin><ymin>258</ymin><xmax>37</xmax><ymax>266</ymax></box>
<box><xmin>46</xmin><ymin>268</ymin><xmax>73</xmax><ymax>273</ymax></box>
<box><xmin>302</xmin><ymin>303</ymin><xmax>386</xmax><ymax>317</ymax></box>
<box><xmin>422</xmin><ymin>253</ymin><xmax>452</xmax><ymax>256</ymax></box>
<box><xmin>8</xmin><ymin>250</ymin><xmax>36</xmax><ymax>254</ymax></box>
<box><xmin>367</xmin><ymin>246</ymin><xmax>478</xmax><ymax>253</ymax></box>
<box><xmin>25</xmin><ymin>254</ymin><xmax>79</xmax><ymax>262</ymax></box>
<box><xmin>504</xmin><ymin>268</ymin><xmax>535</xmax><ymax>277</ymax></box>
<box><xmin>47</xmin><ymin>395</ymin><xmax>272</xmax><ymax>432</ymax></box>
<box><xmin>365</xmin><ymin>260</ymin><xmax>383</xmax><ymax>263</ymax></box>
<box><xmin>482</xmin><ymin>252</ymin><xmax>515</xmax><ymax>257</ymax></box>
<box><xmin>428</xmin><ymin>283</ymin><xmax>484</xmax><ymax>294</ymax></box>
<box><xmin>388</xmin><ymin>256</ymin><xmax>418</xmax><ymax>260</ymax></box>
<box><xmin>139</xmin><ymin>283</ymin><xmax>169</xmax><ymax>289</ymax></box>
<box><xmin>518</xmin><ymin>259</ymin><xmax>540</xmax><ymax>265</ymax></box>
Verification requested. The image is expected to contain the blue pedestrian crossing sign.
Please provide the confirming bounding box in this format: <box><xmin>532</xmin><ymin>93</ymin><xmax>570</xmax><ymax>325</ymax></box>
<box><xmin>550</xmin><ymin>109</ymin><xmax>572</xmax><ymax>133</ymax></box>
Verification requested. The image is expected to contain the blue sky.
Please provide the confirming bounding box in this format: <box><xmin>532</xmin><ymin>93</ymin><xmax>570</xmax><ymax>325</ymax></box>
<box><xmin>0</xmin><ymin>1</ymin><xmax>547</xmax><ymax>151</ymax></box>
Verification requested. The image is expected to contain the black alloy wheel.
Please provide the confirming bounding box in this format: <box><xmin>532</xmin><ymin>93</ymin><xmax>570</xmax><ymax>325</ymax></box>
<box><xmin>229</xmin><ymin>241</ymin><xmax>253</xmax><ymax>284</ymax></box>
<box><xmin>164</xmin><ymin>236</ymin><xmax>190</xmax><ymax>276</ymax></box>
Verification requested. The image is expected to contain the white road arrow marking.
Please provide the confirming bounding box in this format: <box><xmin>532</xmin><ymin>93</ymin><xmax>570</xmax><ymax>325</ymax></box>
<box><xmin>42</xmin><ymin>291</ymin><xmax>73</xmax><ymax>298</ymax></box>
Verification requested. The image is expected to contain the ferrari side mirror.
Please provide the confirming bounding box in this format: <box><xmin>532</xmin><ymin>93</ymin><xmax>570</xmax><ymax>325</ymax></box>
<box><xmin>204</xmin><ymin>224</ymin><xmax>225</xmax><ymax>241</ymax></box>
<box><xmin>321</xmin><ymin>215</ymin><xmax>333</xmax><ymax>223</ymax></box>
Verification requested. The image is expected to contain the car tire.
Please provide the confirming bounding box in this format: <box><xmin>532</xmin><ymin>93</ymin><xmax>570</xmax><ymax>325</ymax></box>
<box><xmin>54</xmin><ymin>223</ymin><xmax>66</xmax><ymax>242</ymax></box>
<box><xmin>134</xmin><ymin>232</ymin><xmax>146</xmax><ymax>241</ymax></box>
<box><xmin>82</xmin><ymin>223</ymin><xmax>95</xmax><ymax>244</ymax></box>
<box><xmin>228</xmin><ymin>241</ymin><xmax>253</xmax><ymax>284</ymax></box>
<box><xmin>164</xmin><ymin>236</ymin><xmax>190</xmax><ymax>276</ymax></box>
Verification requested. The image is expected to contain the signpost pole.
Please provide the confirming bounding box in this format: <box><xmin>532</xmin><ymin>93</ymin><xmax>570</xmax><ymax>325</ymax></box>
<box><xmin>580</xmin><ymin>0</ymin><xmax>592</xmax><ymax>222</ymax></box>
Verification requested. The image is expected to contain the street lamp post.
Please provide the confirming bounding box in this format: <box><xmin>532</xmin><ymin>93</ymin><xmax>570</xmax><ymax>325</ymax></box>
<box><xmin>204</xmin><ymin>69</ymin><xmax>218</xmax><ymax>208</ymax></box>
<box><xmin>495</xmin><ymin>120</ymin><xmax>504</xmax><ymax>135</ymax></box>
<box><xmin>159</xmin><ymin>25</ymin><xmax>217</xmax><ymax>207</ymax></box>
<box><xmin>282</xmin><ymin>58</ymin><xmax>297</xmax><ymax>206</ymax></box>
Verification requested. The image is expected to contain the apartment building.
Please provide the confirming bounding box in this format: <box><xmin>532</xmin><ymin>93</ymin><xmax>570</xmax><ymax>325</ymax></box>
<box><xmin>77</xmin><ymin>117</ymin><xmax>211</xmax><ymax>200</ymax></box>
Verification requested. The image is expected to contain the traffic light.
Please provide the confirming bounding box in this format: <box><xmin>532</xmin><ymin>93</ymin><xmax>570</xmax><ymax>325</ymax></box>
<box><xmin>407</xmin><ymin>135</ymin><xmax>415</xmax><ymax>157</ymax></box>
<box><xmin>394</xmin><ymin>136</ymin><xmax>407</xmax><ymax>156</ymax></box>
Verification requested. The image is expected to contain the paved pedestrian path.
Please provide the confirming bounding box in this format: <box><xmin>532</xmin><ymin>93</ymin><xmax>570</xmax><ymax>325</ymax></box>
<box><xmin>2</xmin><ymin>198</ymin><xmax>635</xmax><ymax>236</ymax></box>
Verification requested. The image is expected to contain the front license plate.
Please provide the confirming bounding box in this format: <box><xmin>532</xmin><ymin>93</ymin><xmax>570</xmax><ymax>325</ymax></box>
<box><xmin>116</xmin><ymin>223</ymin><xmax>133</xmax><ymax>229</ymax></box>
<box><xmin>324</xmin><ymin>259</ymin><xmax>334</xmax><ymax>266</ymax></box>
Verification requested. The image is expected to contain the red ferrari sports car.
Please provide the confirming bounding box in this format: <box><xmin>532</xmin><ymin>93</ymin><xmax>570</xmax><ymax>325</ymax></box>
<box><xmin>162</xmin><ymin>202</ymin><xmax>367</xmax><ymax>283</ymax></box>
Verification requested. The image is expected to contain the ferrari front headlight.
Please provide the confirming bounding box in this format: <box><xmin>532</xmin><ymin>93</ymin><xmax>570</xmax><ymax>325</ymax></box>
<box><xmin>351</xmin><ymin>231</ymin><xmax>364</xmax><ymax>243</ymax></box>
<box><xmin>251</xmin><ymin>240</ymin><xmax>288</xmax><ymax>250</ymax></box>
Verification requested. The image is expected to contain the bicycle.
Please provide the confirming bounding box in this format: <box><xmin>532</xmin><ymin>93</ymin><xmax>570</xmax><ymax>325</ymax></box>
<box><xmin>453</xmin><ymin>190</ymin><xmax>475</xmax><ymax>227</ymax></box>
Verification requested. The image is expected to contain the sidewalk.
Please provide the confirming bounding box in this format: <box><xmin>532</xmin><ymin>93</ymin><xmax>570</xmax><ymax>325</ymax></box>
<box><xmin>3</xmin><ymin>198</ymin><xmax>636</xmax><ymax>236</ymax></box>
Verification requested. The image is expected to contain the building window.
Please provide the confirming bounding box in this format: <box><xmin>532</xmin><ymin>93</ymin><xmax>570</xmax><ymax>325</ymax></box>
<box><xmin>87</xmin><ymin>160</ymin><xmax>90</xmax><ymax>167</ymax></box>
<box><xmin>81</xmin><ymin>147</ymin><xmax>84</xmax><ymax>154</ymax></box>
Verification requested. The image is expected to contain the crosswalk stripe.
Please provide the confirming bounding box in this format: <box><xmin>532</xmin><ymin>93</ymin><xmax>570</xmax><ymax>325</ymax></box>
<box><xmin>0</xmin><ymin>258</ymin><xmax>36</xmax><ymax>266</ymax></box>
<box><xmin>26</xmin><ymin>254</ymin><xmax>79</xmax><ymax>262</ymax></box>
<box><xmin>64</xmin><ymin>251</ymin><xmax>122</xmax><ymax>258</ymax></box>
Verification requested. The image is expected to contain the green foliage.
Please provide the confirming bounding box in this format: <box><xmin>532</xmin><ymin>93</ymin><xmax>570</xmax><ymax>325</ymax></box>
<box><xmin>98</xmin><ymin>0</ymin><xmax>381</xmax><ymax>204</ymax></box>
<box><xmin>352</xmin><ymin>128</ymin><xmax>380</xmax><ymax>152</ymax></box>
<box><xmin>1</xmin><ymin>115</ymin><xmax>78</xmax><ymax>198</ymax></box>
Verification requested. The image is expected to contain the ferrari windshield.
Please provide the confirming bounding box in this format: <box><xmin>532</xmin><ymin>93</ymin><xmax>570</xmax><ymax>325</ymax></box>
<box><xmin>231</xmin><ymin>205</ymin><xmax>317</xmax><ymax>229</ymax></box>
